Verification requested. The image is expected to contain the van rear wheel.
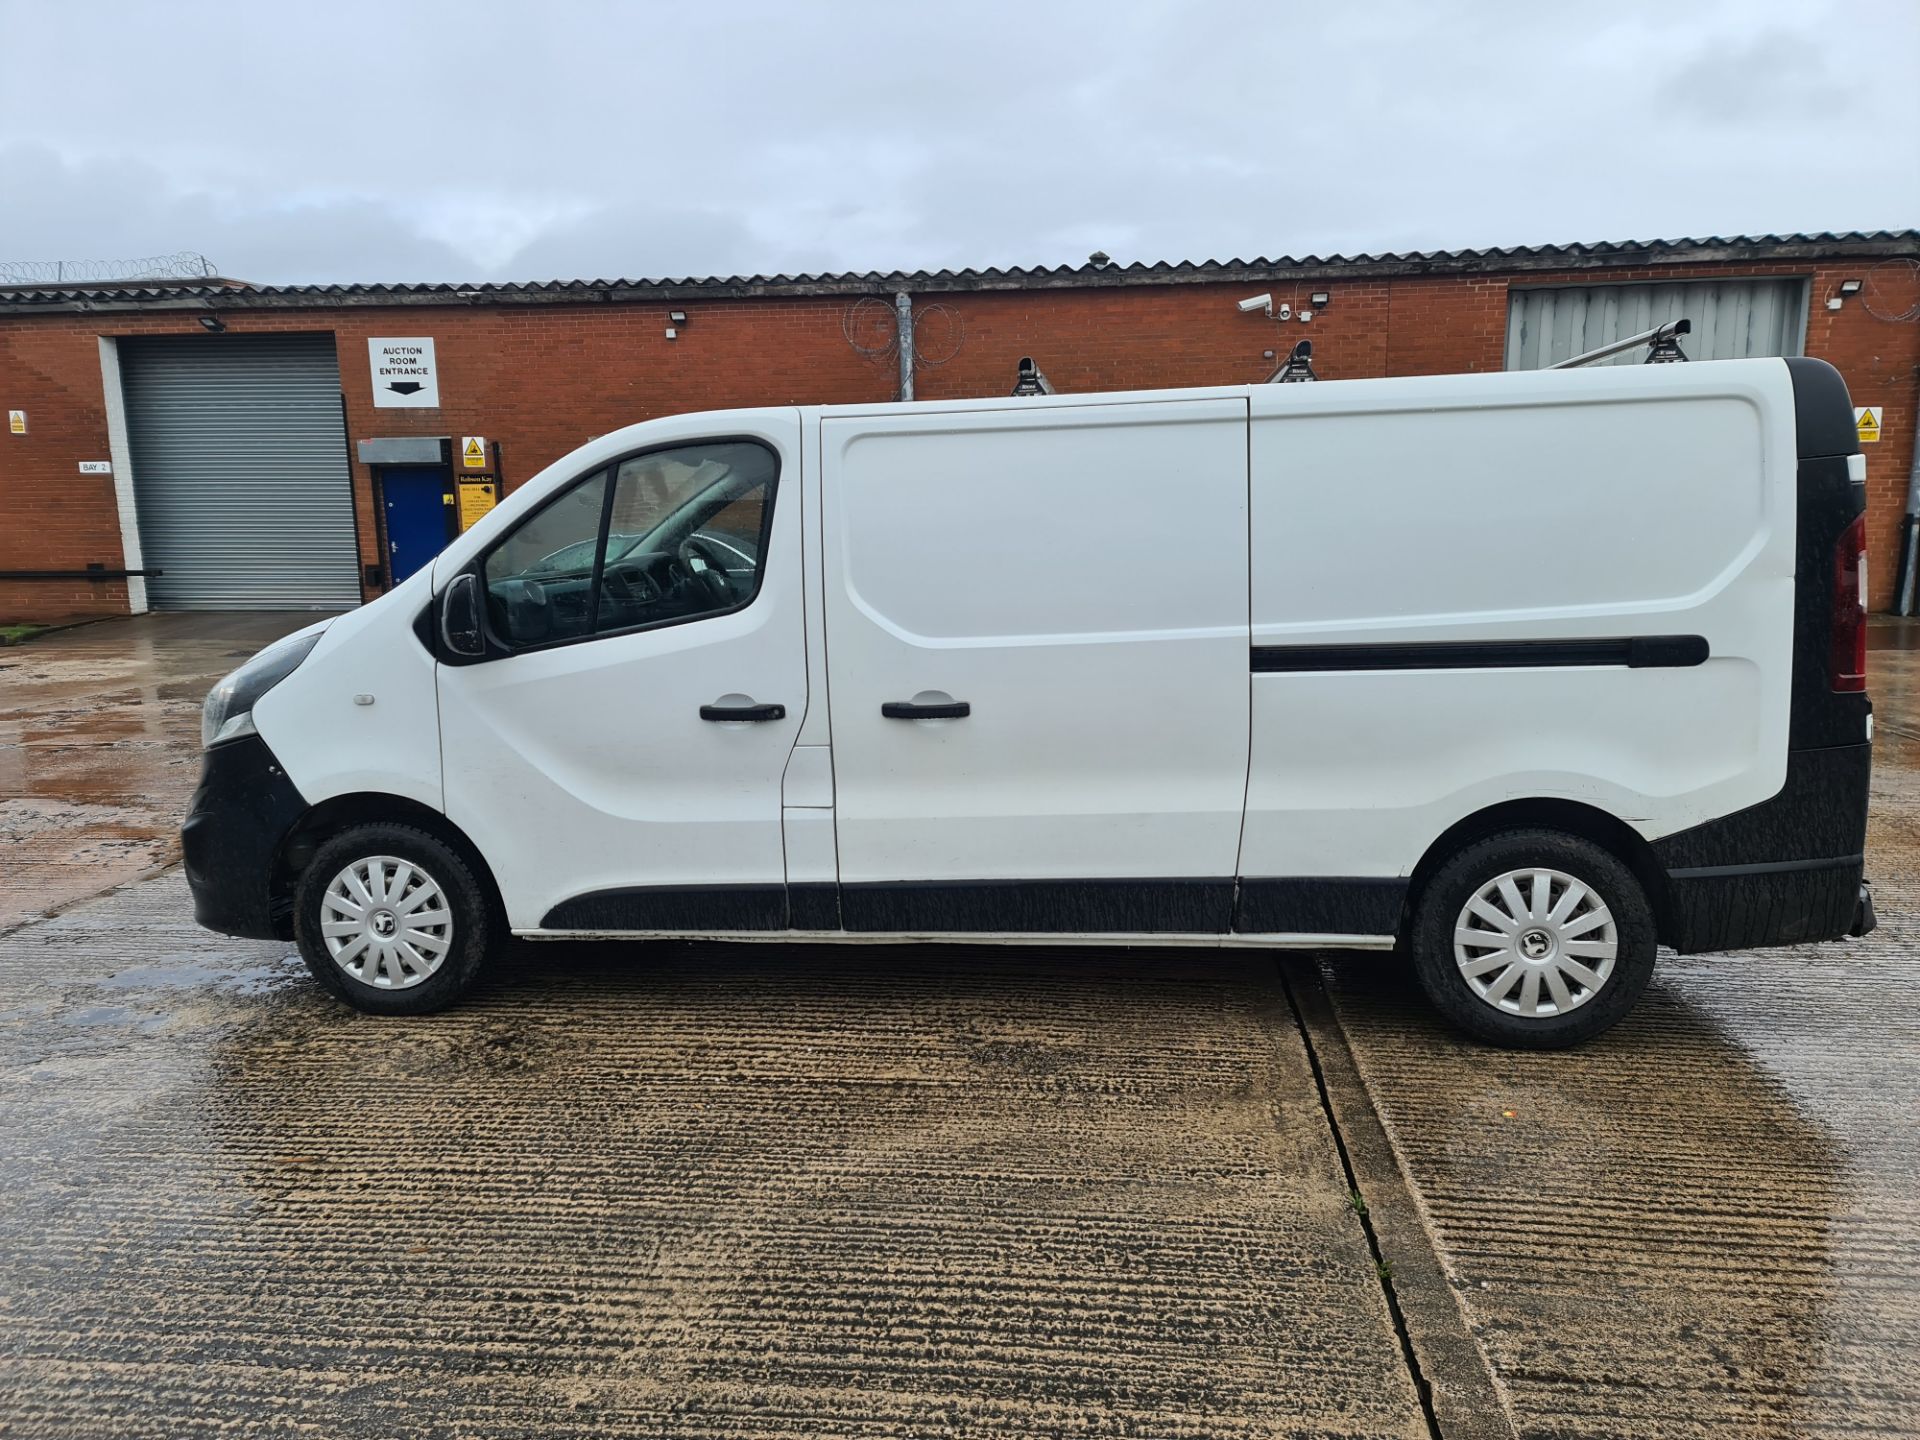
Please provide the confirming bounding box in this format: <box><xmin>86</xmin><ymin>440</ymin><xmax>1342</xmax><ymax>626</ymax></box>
<box><xmin>1409</xmin><ymin>829</ymin><xmax>1656</xmax><ymax>1049</ymax></box>
<box><xmin>293</xmin><ymin>823</ymin><xmax>493</xmax><ymax>1015</ymax></box>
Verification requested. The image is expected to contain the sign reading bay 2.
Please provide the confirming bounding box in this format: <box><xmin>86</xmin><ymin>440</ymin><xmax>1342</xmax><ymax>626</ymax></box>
<box><xmin>368</xmin><ymin>337</ymin><xmax>440</xmax><ymax>408</ymax></box>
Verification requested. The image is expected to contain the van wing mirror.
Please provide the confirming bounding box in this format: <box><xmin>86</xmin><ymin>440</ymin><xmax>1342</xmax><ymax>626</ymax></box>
<box><xmin>440</xmin><ymin>573</ymin><xmax>485</xmax><ymax>658</ymax></box>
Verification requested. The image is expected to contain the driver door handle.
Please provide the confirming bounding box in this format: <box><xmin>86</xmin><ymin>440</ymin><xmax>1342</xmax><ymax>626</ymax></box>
<box><xmin>700</xmin><ymin>701</ymin><xmax>786</xmax><ymax>722</ymax></box>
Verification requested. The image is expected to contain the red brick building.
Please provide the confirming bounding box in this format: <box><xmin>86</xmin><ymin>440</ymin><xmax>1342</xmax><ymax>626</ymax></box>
<box><xmin>2</xmin><ymin>231</ymin><xmax>1915</xmax><ymax>619</ymax></box>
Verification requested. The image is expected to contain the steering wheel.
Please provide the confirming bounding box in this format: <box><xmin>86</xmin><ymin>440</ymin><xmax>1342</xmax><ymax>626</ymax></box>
<box><xmin>677</xmin><ymin>535</ymin><xmax>737</xmax><ymax>606</ymax></box>
<box><xmin>600</xmin><ymin>559</ymin><xmax>657</xmax><ymax>604</ymax></box>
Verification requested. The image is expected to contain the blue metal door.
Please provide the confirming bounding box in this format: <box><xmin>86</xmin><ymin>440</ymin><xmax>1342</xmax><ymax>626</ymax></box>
<box><xmin>381</xmin><ymin>466</ymin><xmax>451</xmax><ymax>584</ymax></box>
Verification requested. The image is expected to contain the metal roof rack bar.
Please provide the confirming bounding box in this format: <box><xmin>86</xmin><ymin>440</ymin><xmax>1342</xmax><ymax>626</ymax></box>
<box><xmin>1551</xmin><ymin>318</ymin><xmax>1692</xmax><ymax>369</ymax></box>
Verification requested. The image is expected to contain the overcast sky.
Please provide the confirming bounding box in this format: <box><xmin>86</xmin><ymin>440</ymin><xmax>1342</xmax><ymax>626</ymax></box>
<box><xmin>1</xmin><ymin>0</ymin><xmax>1914</xmax><ymax>286</ymax></box>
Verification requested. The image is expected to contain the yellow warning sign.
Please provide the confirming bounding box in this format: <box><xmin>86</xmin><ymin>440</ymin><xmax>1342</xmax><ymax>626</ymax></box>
<box><xmin>7</xmin><ymin>410</ymin><xmax>24</xmax><ymax>435</ymax></box>
<box><xmin>457</xmin><ymin>478</ymin><xmax>497</xmax><ymax>531</ymax></box>
<box><xmin>462</xmin><ymin>436</ymin><xmax>488</xmax><ymax>468</ymax></box>
<box><xmin>1855</xmin><ymin>407</ymin><xmax>1882</xmax><ymax>444</ymax></box>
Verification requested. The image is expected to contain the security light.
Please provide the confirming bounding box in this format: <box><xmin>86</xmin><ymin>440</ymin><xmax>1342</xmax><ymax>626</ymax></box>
<box><xmin>1839</xmin><ymin>279</ymin><xmax>1863</xmax><ymax>295</ymax></box>
<box><xmin>1310</xmin><ymin>292</ymin><xmax>1330</xmax><ymax>307</ymax></box>
<box><xmin>198</xmin><ymin>315</ymin><xmax>225</xmax><ymax>332</ymax></box>
<box><xmin>669</xmin><ymin>310</ymin><xmax>687</xmax><ymax>323</ymax></box>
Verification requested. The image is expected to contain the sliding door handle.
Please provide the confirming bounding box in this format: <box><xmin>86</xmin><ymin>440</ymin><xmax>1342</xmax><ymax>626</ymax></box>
<box><xmin>882</xmin><ymin>699</ymin><xmax>970</xmax><ymax>720</ymax></box>
<box><xmin>700</xmin><ymin>701</ymin><xmax>786</xmax><ymax>722</ymax></box>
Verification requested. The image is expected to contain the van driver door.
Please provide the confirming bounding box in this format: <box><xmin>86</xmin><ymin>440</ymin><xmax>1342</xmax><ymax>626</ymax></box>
<box><xmin>436</xmin><ymin>413</ymin><xmax>806</xmax><ymax>933</ymax></box>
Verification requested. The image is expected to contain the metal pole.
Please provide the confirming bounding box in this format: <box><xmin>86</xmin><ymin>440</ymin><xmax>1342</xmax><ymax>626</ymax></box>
<box><xmin>1550</xmin><ymin>319</ymin><xmax>1691</xmax><ymax>369</ymax></box>
<box><xmin>1898</xmin><ymin>435</ymin><xmax>1920</xmax><ymax>615</ymax></box>
<box><xmin>894</xmin><ymin>291</ymin><xmax>914</xmax><ymax>402</ymax></box>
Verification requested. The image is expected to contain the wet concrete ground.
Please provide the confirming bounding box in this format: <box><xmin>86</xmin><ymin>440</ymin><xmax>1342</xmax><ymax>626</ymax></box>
<box><xmin>0</xmin><ymin>613</ymin><xmax>311</xmax><ymax>929</ymax></box>
<box><xmin>1320</xmin><ymin>639</ymin><xmax>1920</xmax><ymax>1439</ymax></box>
<box><xmin>1</xmin><ymin>613</ymin><xmax>1918</xmax><ymax>1437</ymax></box>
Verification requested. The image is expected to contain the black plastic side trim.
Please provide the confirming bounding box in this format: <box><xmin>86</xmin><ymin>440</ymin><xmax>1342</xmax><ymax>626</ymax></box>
<box><xmin>788</xmin><ymin>883</ymin><xmax>840</xmax><ymax>931</ymax></box>
<box><xmin>542</xmin><ymin>885</ymin><xmax>787</xmax><ymax>931</ymax></box>
<box><xmin>1784</xmin><ymin>357</ymin><xmax>1862</xmax><ymax>460</ymax></box>
<box><xmin>839</xmin><ymin>879</ymin><xmax>1235</xmax><ymax>934</ymax></box>
<box><xmin>181</xmin><ymin>734</ymin><xmax>309</xmax><ymax>940</ymax></box>
<box><xmin>536</xmin><ymin>877</ymin><xmax>1426</xmax><ymax>938</ymax></box>
<box><xmin>1251</xmin><ymin>635</ymin><xmax>1708</xmax><ymax>673</ymax></box>
<box><xmin>1668</xmin><ymin>853</ymin><xmax>1863</xmax><ymax>880</ymax></box>
<box><xmin>1653</xmin><ymin>743</ymin><xmax>1871</xmax><ymax>871</ymax></box>
<box><xmin>1233</xmin><ymin>878</ymin><xmax>1408</xmax><ymax>935</ymax></box>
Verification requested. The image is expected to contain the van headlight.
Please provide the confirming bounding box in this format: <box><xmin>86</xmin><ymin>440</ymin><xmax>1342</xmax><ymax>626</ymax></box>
<box><xmin>201</xmin><ymin>630</ymin><xmax>325</xmax><ymax>748</ymax></box>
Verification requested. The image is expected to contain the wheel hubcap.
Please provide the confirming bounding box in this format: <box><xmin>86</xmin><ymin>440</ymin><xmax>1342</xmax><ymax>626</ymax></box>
<box><xmin>1453</xmin><ymin>866</ymin><xmax>1617</xmax><ymax>1019</ymax></box>
<box><xmin>320</xmin><ymin>855</ymin><xmax>453</xmax><ymax>991</ymax></box>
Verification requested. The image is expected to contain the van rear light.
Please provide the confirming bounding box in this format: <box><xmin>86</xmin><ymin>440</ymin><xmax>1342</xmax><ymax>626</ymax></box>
<box><xmin>1832</xmin><ymin>513</ymin><xmax>1867</xmax><ymax>692</ymax></box>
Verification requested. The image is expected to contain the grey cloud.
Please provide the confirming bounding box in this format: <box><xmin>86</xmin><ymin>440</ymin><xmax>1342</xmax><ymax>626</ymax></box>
<box><xmin>0</xmin><ymin>143</ymin><xmax>477</xmax><ymax>284</ymax></box>
<box><xmin>0</xmin><ymin>0</ymin><xmax>1913</xmax><ymax>287</ymax></box>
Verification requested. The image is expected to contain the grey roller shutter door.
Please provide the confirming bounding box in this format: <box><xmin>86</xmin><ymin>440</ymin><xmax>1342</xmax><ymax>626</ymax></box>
<box><xmin>121</xmin><ymin>335</ymin><xmax>360</xmax><ymax>609</ymax></box>
<box><xmin>1505</xmin><ymin>279</ymin><xmax>1809</xmax><ymax>370</ymax></box>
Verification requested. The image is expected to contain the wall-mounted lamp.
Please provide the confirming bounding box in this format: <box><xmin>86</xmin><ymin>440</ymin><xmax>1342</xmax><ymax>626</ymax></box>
<box><xmin>198</xmin><ymin>314</ymin><xmax>225</xmax><ymax>332</ymax></box>
<box><xmin>1840</xmin><ymin>279</ymin><xmax>1863</xmax><ymax>295</ymax></box>
<box><xmin>1310</xmin><ymin>292</ymin><xmax>1330</xmax><ymax>308</ymax></box>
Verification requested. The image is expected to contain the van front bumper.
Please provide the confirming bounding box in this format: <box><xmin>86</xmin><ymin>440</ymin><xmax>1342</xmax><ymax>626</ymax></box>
<box><xmin>181</xmin><ymin>734</ymin><xmax>308</xmax><ymax>941</ymax></box>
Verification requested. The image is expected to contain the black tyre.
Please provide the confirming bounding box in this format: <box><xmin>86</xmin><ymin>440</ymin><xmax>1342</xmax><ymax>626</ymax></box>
<box><xmin>293</xmin><ymin>822</ymin><xmax>494</xmax><ymax>1015</ymax></box>
<box><xmin>1409</xmin><ymin>828</ymin><xmax>1656</xmax><ymax>1049</ymax></box>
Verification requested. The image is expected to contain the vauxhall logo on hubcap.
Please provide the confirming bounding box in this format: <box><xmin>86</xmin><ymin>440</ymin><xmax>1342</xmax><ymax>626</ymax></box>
<box><xmin>1520</xmin><ymin>928</ymin><xmax>1553</xmax><ymax>960</ymax></box>
<box><xmin>371</xmin><ymin>910</ymin><xmax>397</xmax><ymax>938</ymax></box>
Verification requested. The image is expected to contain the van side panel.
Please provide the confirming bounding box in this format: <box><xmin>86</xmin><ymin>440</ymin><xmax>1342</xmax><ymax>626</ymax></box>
<box><xmin>821</xmin><ymin>398</ymin><xmax>1252</xmax><ymax>929</ymax></box>
<box><xmin>1237</xmin><ymin>361</ymin><xmax>1798</xmax><ymax>916</ymax></box>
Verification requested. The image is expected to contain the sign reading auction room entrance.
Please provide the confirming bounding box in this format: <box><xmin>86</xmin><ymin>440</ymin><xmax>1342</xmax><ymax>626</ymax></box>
<box><xmin>368</xmin><ymin>337</ymin><xmax>440</xmax><ymax>408</ymax></box>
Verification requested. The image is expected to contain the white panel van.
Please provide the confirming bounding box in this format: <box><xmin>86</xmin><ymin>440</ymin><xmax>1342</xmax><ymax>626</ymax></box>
<box><xmin>184</xmin><ymin>358</ymin><xmax>1875</xmax><ymax>1047</ymax></box>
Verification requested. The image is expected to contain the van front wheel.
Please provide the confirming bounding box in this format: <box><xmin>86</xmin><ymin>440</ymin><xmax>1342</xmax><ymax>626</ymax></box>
<box><xmin>1409</xmin><ymin>829</ymin><xmax>1656</xmax><ymax>1049</ymax></box>
<box><xmin>293</xmin><ymin>823</ymin><xmax>493</xmax><ymax>1015</ymax></box>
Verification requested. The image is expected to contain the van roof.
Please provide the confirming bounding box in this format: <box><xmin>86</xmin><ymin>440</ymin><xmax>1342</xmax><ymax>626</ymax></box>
<box><xmin>815</xmin><ymin>356</ymin><xmax>1790</xmax><ymax>421</ymax></box>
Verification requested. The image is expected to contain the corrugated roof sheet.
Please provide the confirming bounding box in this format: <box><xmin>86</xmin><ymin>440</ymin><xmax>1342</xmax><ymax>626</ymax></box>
<box><xmin>3</xmin><ymin>231</ymin><xmax>1914</xmax><ymax>309</ymax></box>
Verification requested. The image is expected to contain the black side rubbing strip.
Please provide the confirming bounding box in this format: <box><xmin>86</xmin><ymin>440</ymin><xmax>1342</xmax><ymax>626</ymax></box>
<box><xmin>840</xmin><ymin>878</ymin><xmax>1233</xmax><ymax>934</ymax></box>
<box><xmin>1251</xmin><ymin>635</ymin><xmax>1709</xmax><ymax>673</ymax></box>
<box><xmin>1233</xmin><ymin>878</ymin><xmax>1408</xmax><ymax>935</ymax></box>
<box><xmin>543</xmin><ymin>884</ymin><xmax>787</xmax><ymax>932</ymax></box>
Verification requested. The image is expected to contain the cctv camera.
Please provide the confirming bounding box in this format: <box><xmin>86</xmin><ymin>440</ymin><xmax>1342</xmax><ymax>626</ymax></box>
<box><xmin>1237</xmin><ymin>293</ymin><xmax>1273</xmax><ymax>315</ymax></box>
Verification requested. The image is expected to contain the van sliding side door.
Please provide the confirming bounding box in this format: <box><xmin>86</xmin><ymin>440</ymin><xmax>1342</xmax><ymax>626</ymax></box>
<box><xmin>820</xmin><ymin>396</ymin><xmax>1252</xmax><ymax>934</ymax></box>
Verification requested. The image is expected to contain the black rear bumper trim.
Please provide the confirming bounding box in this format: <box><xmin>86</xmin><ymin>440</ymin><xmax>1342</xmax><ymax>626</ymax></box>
<box><xmin>1668</xmin><ymin>853</ymin><xmax>1863</xmax><ymax>880</ymax></box>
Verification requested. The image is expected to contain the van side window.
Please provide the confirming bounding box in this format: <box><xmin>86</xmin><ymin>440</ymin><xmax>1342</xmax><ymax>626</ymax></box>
<box><xmin>479</xmin><ymin>441</ymin><xmax>777</xmax><ymax>652</ymax></box>
<box><xmin>593</xmin><ymin>442</ymin><xmax>775</xmax><ymax>635</ymax></box>
<box><xmin>483</xmin><ymin>469</ymin><xmax>609</xmax><ymax>647</ymax></box>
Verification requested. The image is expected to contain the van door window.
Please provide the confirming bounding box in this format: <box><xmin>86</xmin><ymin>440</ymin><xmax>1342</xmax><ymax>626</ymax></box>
<box><xmin>595</xmin><ymin>443</ymin><xmax>774</xmax><ymax>636</ymax></box>
<box><xmin>479</xmin><ymin>441</ymin><xmax>777</xmax><ymax>652</ymax></box>
<box><xmin>483</xmin><ymin>469</ymin><xmax>609</xmax><ymax>647</ymax></box>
